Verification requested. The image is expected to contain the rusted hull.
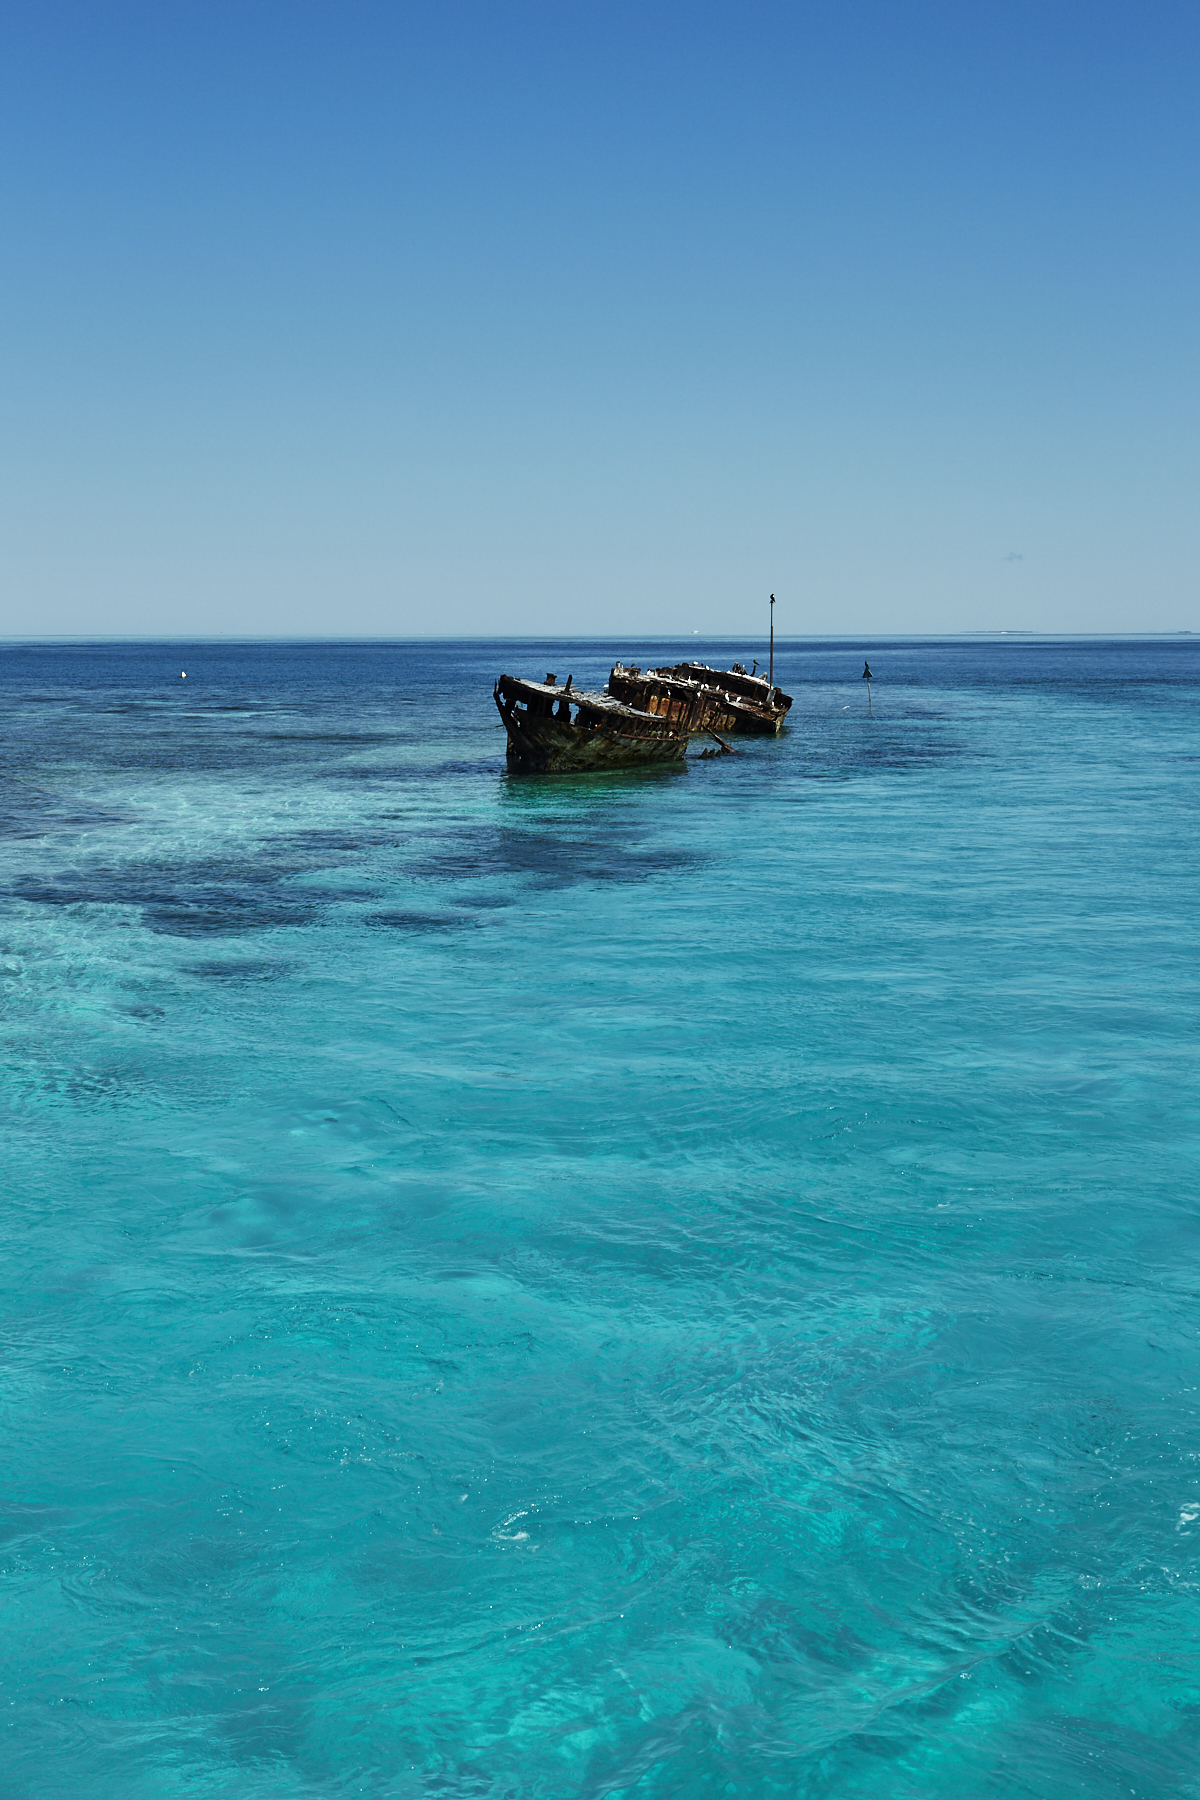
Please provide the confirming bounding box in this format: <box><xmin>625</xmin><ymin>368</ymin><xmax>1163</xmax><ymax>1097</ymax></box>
<box><xmin>495</xmin><ymin>693</ymin><xmax>687</xmax><ymax>773</ymax></box>
<box><xmin>657</xmin><ymin>663</ymin><xmax>792</xmax><ymax>734</ymax></box>
<box><xmin>723</xmin><ymin>703</ymin><xmax>785</xmax><ymax>735</ymax></box>
<box><xmin>606</xmin><ymin>669</ymin><xmax>740</xmax><ymax>735</ymax></box>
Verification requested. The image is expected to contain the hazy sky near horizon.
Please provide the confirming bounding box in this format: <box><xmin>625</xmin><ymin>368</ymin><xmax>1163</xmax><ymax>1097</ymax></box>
<box><xmin>1</xmin><ymin>1</ymin><xmax>1197</xmax><ymax>639</ymax></box>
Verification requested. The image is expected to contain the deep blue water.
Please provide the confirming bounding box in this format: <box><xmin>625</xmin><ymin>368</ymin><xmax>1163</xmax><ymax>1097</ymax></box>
<box><xmin>2</xmin><ymin>636</ymin><xmax>1199</xmax><ymax>1798</ymax></box>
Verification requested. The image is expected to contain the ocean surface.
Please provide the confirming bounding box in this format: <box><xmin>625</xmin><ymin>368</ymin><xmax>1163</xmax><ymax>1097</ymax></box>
<box><xmin>2</xmin><ymin>635</ymin><xmax>1199</xmax><ymax>1799</ymax></box>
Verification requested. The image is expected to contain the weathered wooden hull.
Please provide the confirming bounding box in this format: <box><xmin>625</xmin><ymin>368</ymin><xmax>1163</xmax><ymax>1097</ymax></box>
<box><xmin>495</xmin><ymin>690</ymin><xmax>687</xmax><ymax>773</ymax></box>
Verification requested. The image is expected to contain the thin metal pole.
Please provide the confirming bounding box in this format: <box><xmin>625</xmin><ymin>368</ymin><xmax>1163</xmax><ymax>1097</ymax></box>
<box><xmin>769</xmin><ymin>593</ymin><xmax>775</xmax><ymax>686</ymax></box>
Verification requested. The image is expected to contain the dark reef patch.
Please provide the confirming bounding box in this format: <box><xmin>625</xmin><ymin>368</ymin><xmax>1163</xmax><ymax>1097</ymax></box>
<box><xmin>182</xmin><ymin>959</ymin><xmax>301</xmax><ymax>982</ymax></box>
<box><xmin>6</xmin><ymin>855</ymin><xmax>366</xmax><ymax>938</ymax></box>
<box><xmin>419</xmin><ymin>825</ymin><xmax>706</xmax><ymax>891</ymax></box>
<box><xmin>362</xmin><ymin>911</ymin><xmax>475</xmax><ymax>934</ymax></box>
<box><xmin>0</xmin><ymin>786</ymin><xmax>135</xmax><ymax>840</ymax></box>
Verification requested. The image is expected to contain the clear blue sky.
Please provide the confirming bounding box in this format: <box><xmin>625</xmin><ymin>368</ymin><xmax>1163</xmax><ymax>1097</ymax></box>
<box><xmin>1</xmin><ymin>1</ymin><xmax>1196</xmax><ymax>637</ymax></box>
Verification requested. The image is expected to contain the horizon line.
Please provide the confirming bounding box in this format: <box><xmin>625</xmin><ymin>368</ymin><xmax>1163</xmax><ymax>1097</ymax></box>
<box><xmin>1</xmin><ymin>631</ymin><xmax>1194</xmax><ymax>647</ymax></box>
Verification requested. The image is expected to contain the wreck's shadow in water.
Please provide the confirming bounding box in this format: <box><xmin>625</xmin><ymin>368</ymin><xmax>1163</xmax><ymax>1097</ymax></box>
<box><xmin>497</xmin><ymin>758</ymin><xmax>687</xmax><ymax>797</ymax></box>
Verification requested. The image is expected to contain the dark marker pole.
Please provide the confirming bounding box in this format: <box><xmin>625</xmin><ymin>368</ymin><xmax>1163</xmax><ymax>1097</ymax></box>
<box><xmin>769</xmin><ymin>594</ymin><xmax>775</xmax><ymax>687</ymax></box>
<box><xmin>862</xmin><ymin>659</ymin><xmax>873</xmax><ymax>715</ymax></box>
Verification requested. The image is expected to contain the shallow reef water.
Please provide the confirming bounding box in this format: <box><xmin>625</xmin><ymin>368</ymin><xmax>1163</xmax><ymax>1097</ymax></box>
<box><xmin>2</xmin><ymin>636</ymin><xmax>1199</xmax><ymax>1798</ymax></box>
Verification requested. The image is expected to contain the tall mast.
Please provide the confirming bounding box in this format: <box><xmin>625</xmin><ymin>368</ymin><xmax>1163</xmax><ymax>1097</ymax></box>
<box><xmin>769</xmin><ymin>593</ymin><xmax>775</xmax><ymax>686</ymax></box>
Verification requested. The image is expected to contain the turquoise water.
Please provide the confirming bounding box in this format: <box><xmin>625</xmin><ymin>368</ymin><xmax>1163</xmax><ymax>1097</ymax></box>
<box><xmin>2</xmin><ymin>636</ymin><xmax>1199</xmax><ymax>1798</ymax></box>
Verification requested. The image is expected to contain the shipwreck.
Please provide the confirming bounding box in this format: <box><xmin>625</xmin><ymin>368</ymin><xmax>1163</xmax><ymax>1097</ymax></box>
<box><xmin>494</xmin><ymin>672</ymin><xmax>697</xmax><ymax>773</ymax></box>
